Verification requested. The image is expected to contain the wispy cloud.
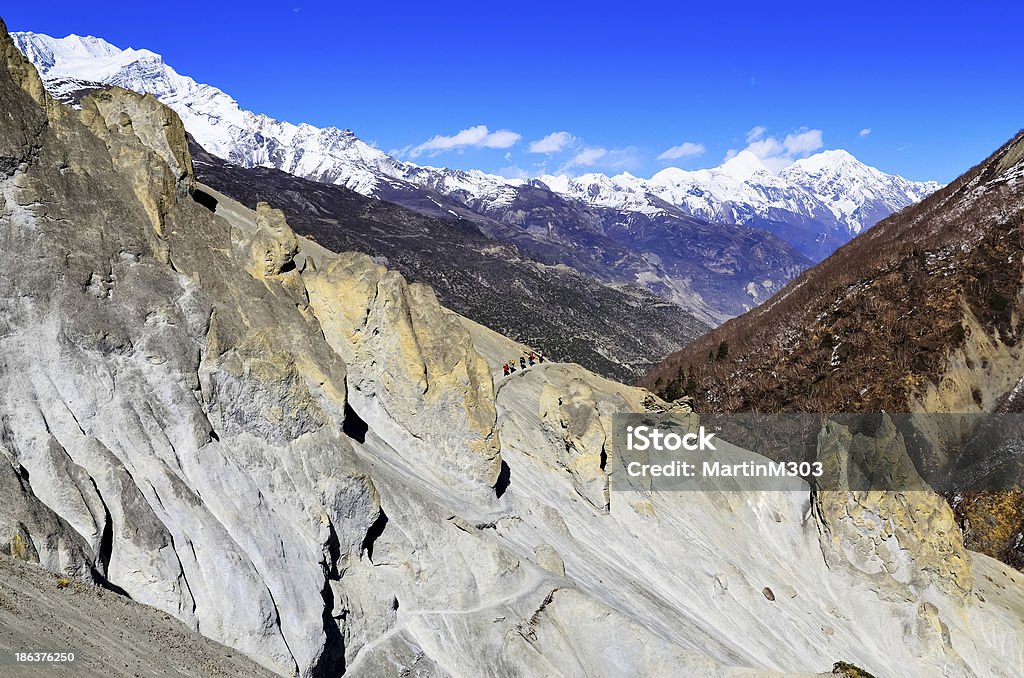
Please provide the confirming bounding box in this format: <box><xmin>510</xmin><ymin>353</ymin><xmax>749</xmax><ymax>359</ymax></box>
<box><xmin>529</xmin><ymin>131</ymin><xmax>575</xmax><ymax>154</ymax></box>
<box><xmin>496</xmin><ymin>165</ymin><xmax>529</xmax><ymax>179</ymax></box>
<box><xmin>403</xmin><ymin>125</ymin><xmax>521</xmax><ymax>158</ymax></box>
<box><xmin>782</xmin><ymin>128</ymin><xmax>823</xmax><ymax>154</ymax></box>
<box><xmin>746</xmin><ymin>126</ymin><xmax>768</xmax><ymax>144</ymax></box>
<box><xmin>564</xmin><ymin>147</ymin><xmax>607</xmax><ymax>168</ymax></box>
<box><xmin>558</xmin><ymin>146</ymin><xmax>639</xmax><ymax>174</ymax></box>
<box><xmin>726</xmin><ymin>126</ymin><xmax>824</xmax><ymax>173</ymax></box>
<box><xmin>657</xmin><ymin>141</ymin><xmax>705</xmax><ymax>161</ymax></box>
<box><xmin>859</xmin><ymin>128</ymin><xmax>872</xmax><ymax>137</ymax></box>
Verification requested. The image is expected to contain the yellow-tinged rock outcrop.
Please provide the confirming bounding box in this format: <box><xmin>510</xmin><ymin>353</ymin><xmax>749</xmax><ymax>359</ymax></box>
<box><xmin>80</xmin><ymin>87</ymin><xmax>194</xmax><ymax>242</ymax></box>
<box><xmin>814</xmin><ymin>416</ymin><xmax>972</xmax><ymax>598</ymax></box>
<box><xmin>305</xmin><ymin>251</ymin><xmax>502</xmax><ymax>492</ymax></box>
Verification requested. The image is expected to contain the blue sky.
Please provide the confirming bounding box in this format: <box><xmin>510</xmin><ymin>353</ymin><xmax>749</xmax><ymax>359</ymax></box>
<box><xmin>5</xmin><ymin>2</ymin><xmax>1022</xmax><ymax>182</ymax></box>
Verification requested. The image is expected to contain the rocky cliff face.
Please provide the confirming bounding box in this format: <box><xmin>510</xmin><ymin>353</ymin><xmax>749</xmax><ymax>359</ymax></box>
<box><xmin>1</xmin><ymin>19</ymin><xmax>1023</xmax><ymax>678</ymax></box>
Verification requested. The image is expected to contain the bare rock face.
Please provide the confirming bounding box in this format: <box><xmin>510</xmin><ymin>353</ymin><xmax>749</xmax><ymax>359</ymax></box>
<box><xmin>537</xmin><ymin>375</ymin><xmax>613</xmax><ymax>510</ymax></box>
<box><xmin>0</xmin><ymin>24</ymin><xmax>52</xmax><ymax>174</ymax></box>
<box><xmin>533</xmin><ymin>543</ymin><xmax>566</xmax><ymax>576</ymax></box>
<box><xmin>0</xmin><ymin>446</ymin><xmax>94</xmax><ymax>578</ymax></box>
<box><xmin>238</xmin><ymin>201</ymin><xmax>301</xmax><ymax>278</ymax></box>
<box><xmin>82</xmin><ymin>87</ymin><xmax>194</xmax><ymax>193</ymax></box>
<box><xmin>305</xmin><ymin>252</ymin><xmax>502</xmax><ymax>494</ymax></box>
<box><xmin>0</xmin><ymin>20</ymin><xmax>374</xmax><ymax>676</ymax></box>
<box><xmin>79</xmin><ymin>87</ymin><xmax>194</xmax><ymax>250</ymax></box>
<box><xmin>814</xmin><ymin>417</ymin><xmax>972</xmax><ymax>598</ymax></box>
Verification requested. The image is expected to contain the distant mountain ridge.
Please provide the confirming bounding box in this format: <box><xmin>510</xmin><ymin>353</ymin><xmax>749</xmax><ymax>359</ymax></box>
<box><xmin>539</xmin><ymin>149</ymin><xmax>941</xmax><ymax>261</ymax></box>
<box><xmin>12</xmin><ymin>30</ymin><xmax>937</xmax><ymax>318</ymax></box>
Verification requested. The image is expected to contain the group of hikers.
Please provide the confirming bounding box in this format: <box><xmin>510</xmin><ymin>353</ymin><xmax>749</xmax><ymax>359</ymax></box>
<box><xmin>501</xmin><ymin>351</ymin><xmax>545</xmax><ymax>377</ymax></box>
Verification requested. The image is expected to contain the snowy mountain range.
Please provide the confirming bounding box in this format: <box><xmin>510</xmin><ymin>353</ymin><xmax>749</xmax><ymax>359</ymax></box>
<box><xmin>11</xmin><ymin>30</ymin><xmax>940</xmax><ymax>320</ymax></box>
<box><xmin>539</xmin><ymin>149</ymin><xmax>941</xmax><ymax>260</ymax></box>
<box><xmin>10</xmin><ymin>31</ymin><xmax>518</xmax><ymax>201</ymax></box>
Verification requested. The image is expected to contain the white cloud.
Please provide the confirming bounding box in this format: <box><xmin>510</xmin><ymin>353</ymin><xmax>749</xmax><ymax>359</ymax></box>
<box><xmin>606</xmin><ymin>148</ymin><xmax>640</xmax><ymax>171</ymax></box>
<box><xmin>562</xmin><ymin>147</ymin><xmax>608</xmax><ymax>169</ymax></box>
<box><xmin>529</xmin><ymin>131</ymin><xmax>575</xmax><ymax>154</ymax></box>
<box><xmin>746</xmin><ymin>126</ymin><xmax>768</xmax><ymax>143</ymax></box>
<box><xmin>782</xmin><ymin>128</ymin><xmax>823</xmax><ymax>155</ymax></box>
<box><xmin>859</xmin><ymin>128</ymin><xmax>872</xmax><ymax>137</ymax></box>
<box><xmin>557</xmin><ymin>146</ymin><xmax>638</xmax><ymax>174</ymax></box>
<box><xmin>406</xmin><ymin>125</ymin><xmax>521</xmax><ymax>157</ymax></box>
<box><xmin>485</xmin><ymin>130</ymin><xmax>522</xmax><ymax>148</ymax></box>
<box><xmin>657</xmin><ymin>141</ymin><xmax>705</xmax><ymax>161</ymax></box>
<box><xmin>496</xmin><ymin>165</ymin><xmax>530</xmax><ymax>179</ymax></box>
<box><xmin>745</xmin><ymin>136</ymin><xmax>785</xmax><ymax>160</ymax></box>
<box><xmin>726</xmin><ymin>126</ymin><xmax>825</xmax><ymax>173</ymax></box>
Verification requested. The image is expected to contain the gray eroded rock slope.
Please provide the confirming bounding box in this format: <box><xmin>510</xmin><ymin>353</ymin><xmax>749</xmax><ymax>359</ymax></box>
<box><xmin>0</xmin><ymin>18</ymin><xmax>1023</xmax><ymax>678</ymax></box>
<box><xmin>0</xmin><ymin>554</ymin><xmax>276</xmax><ymax>678</ymax></box>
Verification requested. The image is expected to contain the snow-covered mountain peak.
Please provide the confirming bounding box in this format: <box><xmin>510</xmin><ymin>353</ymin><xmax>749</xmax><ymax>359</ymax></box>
<box><xmin>647</xmin><ymin>166</ymin><xmax>690</xmax><ymax>184</ymax></box>
<box><xmin>12</xmin><ymin>32</ymin><xmax>160</xmax><ymax>81</ymax></box>
<box><xmin>782</xmin><ymin>149</ymin><xmax>870</xmax><ymax>179</ymax></box>
<box><xmin>536</xmin><ymin>146</ymin><xmax>941</xmax><ymax>254</ymax></box>
<box><xmin>533</xmin><ymin>172</ymin><xmax>665</xmax><ymax>215</ymax></box>
<box><xmin>718</xmin><ymin>149</ymin><xmax>772</xmax><ymax>181</ymax></box>
<box><xmin>13</xmin><ymin>32</ymin><xmax>123</xmax><ymax>61</ymax></box>
<box><xmin>801</xmin><ymin>147</ymin><xmax>856</xmax><ymax>165</ymax></box>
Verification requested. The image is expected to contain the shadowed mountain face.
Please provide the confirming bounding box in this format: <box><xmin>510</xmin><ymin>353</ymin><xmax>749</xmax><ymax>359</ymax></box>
<box><xmin>427</xmin><ymin>179</ymin><xmax>813</xmax><ymax>321</ymax></box>
<box><xmin>643</xmin><ymin>130</ymin><xmax>1024</xmax><ymax>567</ymax></box>
<box><xmin>190</xmin><ymin>142</ymin><xmax>710</xmax><ymax>383</ymax></box>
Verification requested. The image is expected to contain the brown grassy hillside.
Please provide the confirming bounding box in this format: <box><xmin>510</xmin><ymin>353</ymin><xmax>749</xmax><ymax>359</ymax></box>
<box><xmin>644</xmin><ymin>131</ymin><xmax>1024</xmax><ymax>414</ymax></box>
